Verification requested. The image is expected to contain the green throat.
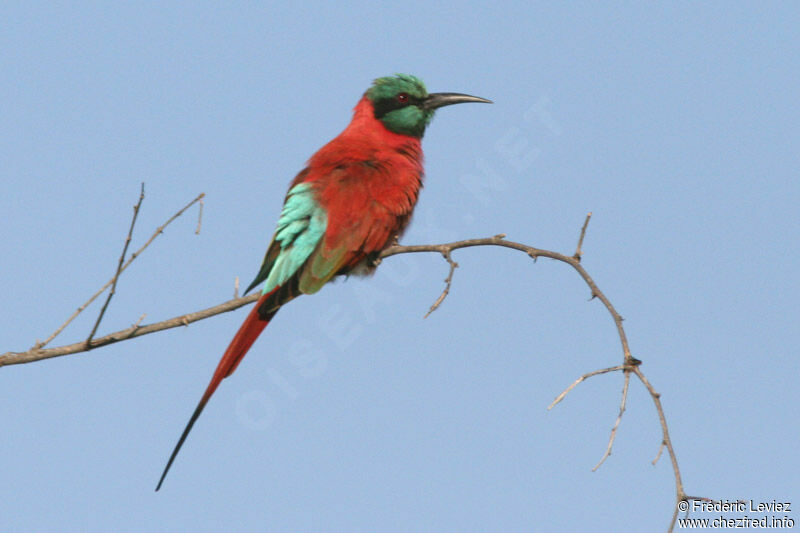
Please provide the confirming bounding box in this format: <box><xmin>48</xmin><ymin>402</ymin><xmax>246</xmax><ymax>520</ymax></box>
<box><xmin>366</xmin><ymin>74</ymin><xmax>433</xmax><ymax>138</ymax></box>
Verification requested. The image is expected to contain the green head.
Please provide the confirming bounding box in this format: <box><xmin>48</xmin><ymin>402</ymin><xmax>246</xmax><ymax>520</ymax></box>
<box><xmin>365</xmin><ymin>74</ymin><xmax>491</xmax><ymax>138</ymax></box>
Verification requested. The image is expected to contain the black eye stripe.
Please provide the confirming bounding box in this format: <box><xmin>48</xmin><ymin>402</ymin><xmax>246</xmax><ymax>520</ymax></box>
<box><xmin>373</xmin><ymin>95</ymin><xmax>423</xmax><ymax>119</ymax></box>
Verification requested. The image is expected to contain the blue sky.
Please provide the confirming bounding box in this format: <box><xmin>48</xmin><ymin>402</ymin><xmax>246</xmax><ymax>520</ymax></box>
<box><xmin>2</xmin><ymin>2</ymin><xmax>798</xmax><ymax>531</ymax></box>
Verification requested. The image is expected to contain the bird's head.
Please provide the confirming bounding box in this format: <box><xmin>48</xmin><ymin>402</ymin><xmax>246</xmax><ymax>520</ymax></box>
<box><xmin>365</xmin><ymin>74</ymin><xmax>491</xmax><ymax>138</ymax></box>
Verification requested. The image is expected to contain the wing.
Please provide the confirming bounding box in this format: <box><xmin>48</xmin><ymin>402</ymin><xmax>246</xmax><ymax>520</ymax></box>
<box><xmin>296</xmin><ymin>160</ymin><xmax>422</xmax><ymax>294</ymax></box>
<box><xmin>245</xmin><ymin>180</ymin><xmax>328</xmax><ymax>297</ymax></box>
<box><xmin>246</xmin><ymin>158</ymin><xmax>421</xmax><ymax>300</ymax></box>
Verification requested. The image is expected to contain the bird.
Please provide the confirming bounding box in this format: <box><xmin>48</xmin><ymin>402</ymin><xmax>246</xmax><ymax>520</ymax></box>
<box><xmin>156</xmin><ymin>74</ymin><xmax>491</xmax><ymax>490</ymax></box>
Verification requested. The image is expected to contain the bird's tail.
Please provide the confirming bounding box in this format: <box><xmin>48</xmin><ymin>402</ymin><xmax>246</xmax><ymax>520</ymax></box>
<box><xmin>156</xmin><ymin>289</ymin><xmax>280</xmax><ymax>491</ymax></box>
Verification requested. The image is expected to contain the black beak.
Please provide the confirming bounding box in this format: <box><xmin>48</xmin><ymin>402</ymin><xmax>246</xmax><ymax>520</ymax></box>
<box><xmin>422</xmin><ymin>92</ymin><xmax>493</xmax><ymax>111</ymax></box>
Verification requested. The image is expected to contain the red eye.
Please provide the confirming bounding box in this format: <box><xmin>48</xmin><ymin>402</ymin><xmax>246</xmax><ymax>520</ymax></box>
<box><xmin>397</xmin><ymin>92</ymin><xmax>409</xmax><ymax>103</ymax></box>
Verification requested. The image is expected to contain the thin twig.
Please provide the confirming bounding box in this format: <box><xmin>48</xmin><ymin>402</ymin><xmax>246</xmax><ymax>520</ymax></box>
<box><xmin>195</xmin><ymin>196</ymin><xmax>204</xmax><ymax>234</ymax></box>
<box><xmin>547</xmin><ymin>365</ymin><xmax>626</xmax><ymax>410</ymax></box>
<box><xmin>34</xmin><ymin>192</ymin><xmax>205</xmax><ymax>349</ymax></box>
<box><xmin>85</xmin><ymin>183</ymin><xmax>145</xmax><ymax>346</ymax></box>
<box><xmin>574</xmin><ymin>212</ymin><xmax>592</xmax><ymax>261</ymax></box>
<box><xmin>652</xmin><ymin>441</ymin><xmax>666</xmax><ymax>465</ymax></box>
<box><xmin>592</xmin><ymin>370</ymin><xmax>631</xmax><ymax>471</ymax></box>
<box><xmin>424</xmin><ymin>251</ymin><xmax>458</xmax><ymax>318</ymax></box>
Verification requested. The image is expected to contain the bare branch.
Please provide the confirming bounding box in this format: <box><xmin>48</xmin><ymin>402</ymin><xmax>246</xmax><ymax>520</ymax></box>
<box><xmin>382</xmin><ymin>233</ymin><xmax>634</xmax><ymax>363</ymax></box>
<box><xmin>34</xmin><ymin>191</ymin><xmax>205</xmax><ymax>349</ymax></box>
<box><xmin>2</xmin><ymin>293</ymin><xmax>260</xmax><ymax>366</ymax></box>
<box><xmin>632</xmin><ymin>367</ymin><xmax>687</xmax><ymax>516</ymax></box>
<box><xmin>86</xmin><ymin>183</ymin><xmax>145</xmax><ymax>346</ymax></box>
<box><xmin>2</xmin><ymin>203</ymin><xmax>695</xmax><ymax>531</ymax></box>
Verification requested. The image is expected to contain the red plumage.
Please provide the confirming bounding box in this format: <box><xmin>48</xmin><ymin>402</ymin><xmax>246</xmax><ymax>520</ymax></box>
<box><xmin>220</xmin><ymin>290</ymin><xmax>278</xmax><ymax>380</ymax></box>
<box><xmin>156</xmin><ymin>75</ymin><xmax>490</xmax><ymax>490</ymax></box>
<box><xmin>299</xmin><ymin>96</ymin><xmax>424</xmax><ymax>271</ymax></box>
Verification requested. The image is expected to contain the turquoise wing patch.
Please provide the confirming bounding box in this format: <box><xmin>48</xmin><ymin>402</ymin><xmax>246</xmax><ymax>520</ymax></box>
<box><xmin>261</xmin><ymin>182</ymin><xmax>327</xmax><ymax>294</ymax></box>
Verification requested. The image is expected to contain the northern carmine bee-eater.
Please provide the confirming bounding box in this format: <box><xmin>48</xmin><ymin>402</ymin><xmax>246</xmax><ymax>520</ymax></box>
<box><xmin>156</xmin><ymin>74</ymin><xmax>491</xmax><ymax>490</ymax></box>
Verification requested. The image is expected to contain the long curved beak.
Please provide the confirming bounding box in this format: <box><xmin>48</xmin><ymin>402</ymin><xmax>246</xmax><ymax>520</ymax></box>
<box><xmin>423</xmin><ymin>92</ymin><xmax>493</xmax><ymax>110</ymax></box>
